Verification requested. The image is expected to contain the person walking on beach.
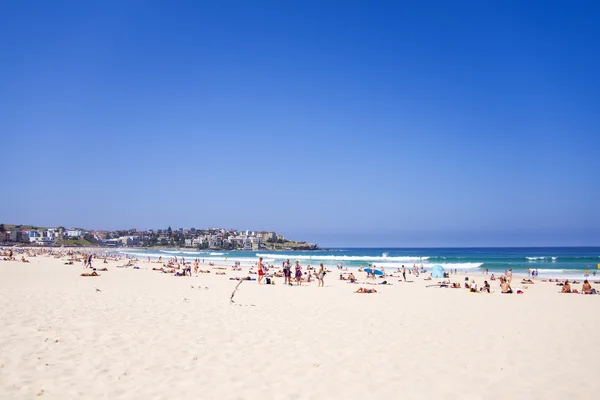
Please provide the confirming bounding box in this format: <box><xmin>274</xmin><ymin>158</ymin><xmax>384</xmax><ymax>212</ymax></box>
<box><xmin>295</xmin><ymin>261</ymin><xmax>302</xmax><ymax>286</ymax></box>
<box><xmin>317</xmin><ymin>263</ymin><xmax>325</xmax><ymax>287</ymax></box>
<box><xmin>258</xmin><ymin>257</ymin><xmax>265</xmax><ymax>284</ymax></box>
<box><xmin>402</xmin><ymin>265</ymin><xmax>406</xmax><ymax>281</ymax></box>
<box><xmin>507</xmin><ymin>268</ymin><xmax>513</xmax><ymax>283</ymax></box>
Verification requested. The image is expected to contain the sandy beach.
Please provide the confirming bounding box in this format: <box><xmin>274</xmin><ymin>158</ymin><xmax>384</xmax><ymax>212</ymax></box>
<box><xmin>1</xmin><ymin>251</ymin><xmax>599</xmax><ymax>400</ymax></box>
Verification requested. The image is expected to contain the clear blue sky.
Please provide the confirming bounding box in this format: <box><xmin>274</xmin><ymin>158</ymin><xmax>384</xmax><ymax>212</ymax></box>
<box><xmin>1</xmin><ymin>1</ymin><xmax>599</xmax><ymax>247</ymax></box>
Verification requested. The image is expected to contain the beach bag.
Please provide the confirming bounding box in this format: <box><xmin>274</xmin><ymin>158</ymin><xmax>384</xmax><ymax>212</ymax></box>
<box><xmin>266</xmin><ymin>277</ymin><xmax>271</xmax><ymax>285</ymax></box>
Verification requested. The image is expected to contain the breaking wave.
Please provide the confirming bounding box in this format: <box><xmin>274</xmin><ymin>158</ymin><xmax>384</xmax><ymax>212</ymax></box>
<box><xmin>255</xmin><ymin>254</ymin><xmax>429</xmax><ymax>262</ymax></box>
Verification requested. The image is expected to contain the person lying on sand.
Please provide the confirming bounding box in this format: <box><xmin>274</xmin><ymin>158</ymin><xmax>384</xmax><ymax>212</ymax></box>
<box><xmin>81</xmin><ymin>271</ymin><xmax>99</xmax><ymax>277</ymax></box>
<box><xmin>117</xmin><ymin>260</ymin><xmax>134</xmax><ymax>268</ymax></box>
<box><xmin>216</xmin><ymin>272</ymin><xmax>226</xmax><ymax>275</ymax></box>
<box><xmin>355</xmin><ymin>287</ymin><xmax>377</xmax><ymax>293</ymax></box>
<box><xmin>94</xmin><ymin>268</ymin><xmax>108</xmax><ymax>271</ymax></box>
<box><xmin>521</xmin><ymin>279</ymin><xmax>534</xmax><ymax>284</ymax></box>
<box><xmin>199</xmin><ymin>270</ymin><xmax>211</xmax><ymax>273</ymax></box>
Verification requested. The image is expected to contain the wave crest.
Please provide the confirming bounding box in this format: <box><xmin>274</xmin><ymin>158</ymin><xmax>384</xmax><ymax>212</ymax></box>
<box><xmin>255</xmin><ymin>253</ymin><xmax>428</xmax><ymax>262</ymax></box>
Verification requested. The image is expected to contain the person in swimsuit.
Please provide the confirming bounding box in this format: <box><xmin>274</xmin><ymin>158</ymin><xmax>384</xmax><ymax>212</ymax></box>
<box><xmin>284</xmin><ymin>259</ymin><xmax>291</xmax><ymax>285</ymax></box>
<box><xmin>295</xmin><ymin>261</ymin><xmax>302</xmax><ymax>286</ymax></box>
<box><xmin>581</xmin><ymin>280</ymin><xmax>596</xmax><ymax>294</ymax></box>
<box><xmin>317</xmin><ymin>263</ymin><xmax>325</xmax><ymax>287</ymax></box>
<box><xmin>355</xmin><ymin>287</ymin><xmax>377</xmax><ymax>293</ymax></box>
<box><xmin>348</xmin><ymin>273</ymin><xmax>356</xmax><ymax>283</ymax></box>
<box><xmin>500</xmin><ymin>277</ymin><xmax>513</xmax><ymax>294</ymax></box>
<box><xmin>257</xmin><ymin>257</ymin><xmax>265</xmax><ymax>284</ymax></box>
<box><xmin>561</xmin><ymin>280</ymin><xmax>572</xmax><ymax>293</ymax></box>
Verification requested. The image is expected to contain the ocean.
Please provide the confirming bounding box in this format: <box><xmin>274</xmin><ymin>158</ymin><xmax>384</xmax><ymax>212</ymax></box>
<box><xmin>110</xmin><ymin>247</ymin><xmax>600</xmax><ymax>279</ymax></box>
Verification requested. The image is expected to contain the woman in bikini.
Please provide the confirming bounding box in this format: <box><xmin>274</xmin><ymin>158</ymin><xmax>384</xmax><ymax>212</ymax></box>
<box><xmin>295</xmin><ymin>261</ymin><xmax>302</xmax><ymax>286</ymax></box>
<box><xmin>355</xmin><ymin>287</ymin><xmax>377</xmax><ymax>293</ymax></box>
<box><xmin>283</xmin><ymin>259</ymin><xmax>291</xmax><ymax>285</ymax></box>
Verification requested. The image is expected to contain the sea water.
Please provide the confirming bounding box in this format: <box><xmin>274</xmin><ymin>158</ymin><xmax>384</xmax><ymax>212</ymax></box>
<box><xmin>111</xmin><ymin>247</ymin><xmax>600</xmax><ymax>279</ymax></box>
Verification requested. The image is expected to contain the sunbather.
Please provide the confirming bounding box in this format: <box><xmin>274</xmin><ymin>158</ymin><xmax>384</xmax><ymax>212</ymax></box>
<box><xmin>81</xmin><ymin>271</ymin><xmax>99</xmax><ymax>277</ymax></box>
<box><xmin>500</xmin><ymin>277</ymin><xmax>513</xmax><ymax>294</ymax></box>
<box><xmin>561</xmin><ymin>280</ymin><xmax>572</xmax><ymax>293</ymax></box>
<box><xmin>581</xmin><ymin>280</ymin><xmax>596</xmax><ymax>294</ymax></box>
<box><xmin>355</xmin><ymin>287</ymin><xmax>377</xmax><ymax>293</ymax></box>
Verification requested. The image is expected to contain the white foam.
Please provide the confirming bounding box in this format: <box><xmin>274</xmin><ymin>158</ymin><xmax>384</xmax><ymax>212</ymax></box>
<box><xmin>369</xmin><ymin>262</ymin><xmax>482</xmax><ymax>270</ymax></box>
<box><xmin>526</xmin><ymin>256</ymin><xmax>557</xmax><ymax>261</ymax></box>
<box><xmin>118</xmin><ymin>251</ymin><xmax>158</xmax><ymax>258</ymax></box>
<box><xmin>425</xmin><ymin>262</ymin><xmax>483</xmax><ymax>270</ymax></box>
<box><xmin>255</xmin><ymin>253</ymin><xmax>429</xmax><ymax>262</ymax></box>
<box><xmin>533</xmin><ymin>268</ymin><xmax>583</xmax><ymax>273</ymax></box>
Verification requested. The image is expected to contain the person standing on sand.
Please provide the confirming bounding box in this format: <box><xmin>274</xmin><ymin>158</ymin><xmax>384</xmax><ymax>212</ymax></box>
<box><xmin>295</xmin><ymin>261</ymin><xmax>302</xmax><ymax>286</ymax></box>
<box><xmin>256</xmin><ymin>257</ymin><xmax>265</xmax><ymax>285</ymax></box>
<box><xmin>507</xmin><ymin>269</ymin><xmax>513</xmax><ymax>284</ymax></box>
<box><xmin>317</xmin><ymin>263</ymin><xmax>325</xmax><ymax>287</ymax></box>
<box><xmin>284</xmin><ymin>259</ymin><xmax>291</xmax><ymax>285</ymax></box>
<box><xmin>257</xmin><ymin>257</ymin><xmax>265</xmax><ymax>284</ymax></box>
<box><xmin>402</xmin><ymin>265</ymin><xmax>406</xmax><ymax>281</ymax></box>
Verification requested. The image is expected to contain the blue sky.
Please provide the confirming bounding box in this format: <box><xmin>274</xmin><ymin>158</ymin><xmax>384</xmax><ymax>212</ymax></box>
<box><xmin>1</xmin><ymin>1</ymin><xmax>599</xmax><ymax>247</ymax></box>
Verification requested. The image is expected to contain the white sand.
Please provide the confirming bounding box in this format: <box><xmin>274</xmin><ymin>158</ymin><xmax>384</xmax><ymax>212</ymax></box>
<box><xmin>1</xmin><ymin>254</ymin><xmax>599</xmax><ymax>399</ymax></box>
